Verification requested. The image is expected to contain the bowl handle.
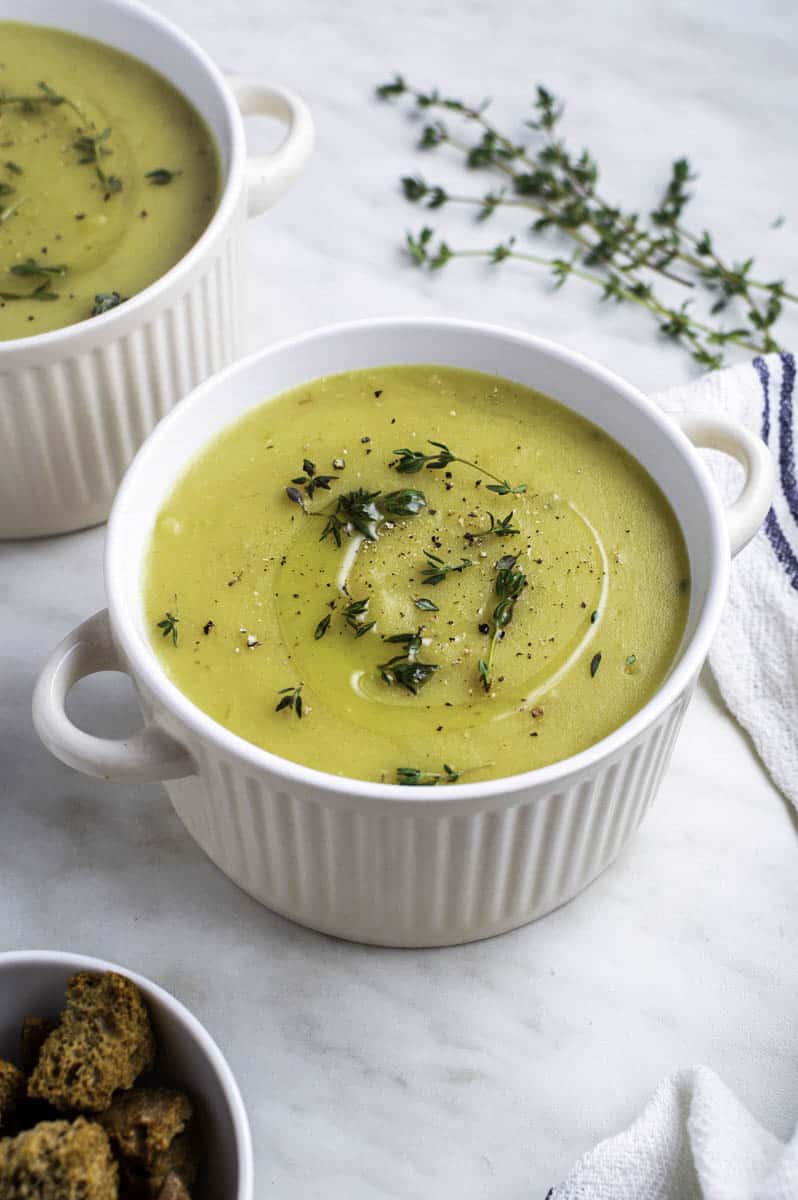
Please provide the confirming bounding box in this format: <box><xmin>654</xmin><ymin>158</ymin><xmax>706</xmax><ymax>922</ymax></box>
<box><xmin>32</xmin><ymin>609</ymin><xmax>195</xmax><ymax>783</ymax></box>
<box><xmin>672</xmin><ymin>412</ymin><xmax>775</xmax><ymax>557</ymax></box>
<box><xmin>226</xmin><ymin>76</ymin><xmax>314</xmax><ymax>216</ymax></box>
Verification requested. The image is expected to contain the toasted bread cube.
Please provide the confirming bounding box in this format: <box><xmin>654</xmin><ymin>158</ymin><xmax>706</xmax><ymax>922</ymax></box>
<box><xmin>28</xmin><ymin>972</ymin><xmax>155</xmax><ymax>1113</ymax></box>
<box><xmin>20</xmin><ymin>1017</ymin><xmax>58</xmax><ymax>1074</ymax></box>
<box><xmin>98</xmin><ymin>1087</ymin><xmax>191</xmax><ymax>1171</ymax></box>
<box><xmin>145</xmin><ymin>1131</ymin><xmax>198</xmax><ymax>1198</ymax></box>
<box><xmin>0</xmin><ymin>1060</ymin><xmax>25</xmax><ymax>1132</ymax></box>
<box><xmin>0</xmin><ymin>1117</ymin><xmax>118</xmax><ymax>1199</ymax></box>
<box><xmin>157</xmin><ymin>1172</ymin><xmax>192</xmax><ymax>1200</ymax></box>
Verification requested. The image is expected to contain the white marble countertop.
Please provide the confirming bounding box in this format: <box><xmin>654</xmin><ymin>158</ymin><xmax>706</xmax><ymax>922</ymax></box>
<box><xmin>3</xmin><ymin>0</ymin><xmax>798</xmax><ymax>1195</ymax></box>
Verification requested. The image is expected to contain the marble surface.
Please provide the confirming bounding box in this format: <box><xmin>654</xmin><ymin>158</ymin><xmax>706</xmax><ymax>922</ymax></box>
<box><xmin>3</xmin><ymin>0</ymin><xmax>798</xmax><ymax>1195</ymax></box>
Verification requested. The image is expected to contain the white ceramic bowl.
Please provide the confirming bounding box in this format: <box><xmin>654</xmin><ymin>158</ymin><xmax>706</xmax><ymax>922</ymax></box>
<box><xmin>0</xmin><ymin>0</ymin><xmax>313</xmax><ymax>539</ymax></box>
<box><xmin>0</xmin><ymin>949</ymin><xmax>253</xmax><ymax>1199</ymax></box>
<box><xmin>33</xmin><ymin>319</ymin><xmax>775</xmax><ymax>947</ymax></box>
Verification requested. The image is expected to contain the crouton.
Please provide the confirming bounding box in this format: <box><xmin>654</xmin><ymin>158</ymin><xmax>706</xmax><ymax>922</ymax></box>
<box><xmin>97</xmin><ymin>1087</ymin><xmax>191</xmax><ymax>1171</ymax></box>
<box><xmin>0</xmin><ymin>1117</ymin><xmax>118</xmax><ymax>1199</ymax></box>
<box><xmin>20</xmin><ymin>1017</ymin><xmax>58</xmax><ymax>1074</ymax></box>
<box><xmin>157</xmin><ymin>1172</ymin><xmax>192</xmax><ymax>1200</ymax></box>
<box><xmin>143</xmin><ymin>1131</ymin><xmax>198</xmax><ymax>1198</ymax></box>
<box><xmin>0</xmin><ymin>1060</ymin><xmax>25</xmax><ymax>1132</ymax></box>
<box><xmin>28</xmin><ymin>973</ymin><xmax>155</xmax><ymax>1113</ymax></box>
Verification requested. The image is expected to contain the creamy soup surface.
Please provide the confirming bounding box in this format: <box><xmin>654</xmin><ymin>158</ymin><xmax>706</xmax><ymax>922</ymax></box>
<box><xmin>145</xmin><ymin>366</ymin><xmax>690</xmax><ymax>785</ymax></box>
<box><xmin>0</xmin><ymin>22</ymin><xmax>220</xmax><ymax>339</ymax></box>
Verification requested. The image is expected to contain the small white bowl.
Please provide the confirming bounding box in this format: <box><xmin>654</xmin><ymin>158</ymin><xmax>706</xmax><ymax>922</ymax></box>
<box><xmin>0</xmin><ymin>950</ymin><xmax>253</xmax><ymax>1200</ymax></box>
<box><xmin>0</xmin><ymin>0</ymin><xmax>313</xmax><ymax>538</ymax></box>
<box><xmin>32</xmin><ymin>319</ymin><xmax>775</xmax><ymax>947</ymax></box>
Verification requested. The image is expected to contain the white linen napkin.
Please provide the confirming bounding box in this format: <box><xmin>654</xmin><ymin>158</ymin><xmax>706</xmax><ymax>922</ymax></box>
<box><xmin>655</xmin><ymin>352</ymin><xmax>798</xmax><ymax>812</ymax></box>
<box><xmin>550</xmin><ymin>355</ymin><xmax>798</xmax><ymax>1200</ymax></box>
<box><xmin>549</xmin><ymin>1066</ymin><xmax>798</xmax><ymax>1200</ymax></box>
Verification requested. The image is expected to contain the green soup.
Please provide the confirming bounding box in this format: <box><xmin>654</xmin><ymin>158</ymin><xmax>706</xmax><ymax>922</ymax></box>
<box><xmin>145</xmin><ymin>366</ymin><xmax>690</xmax><ymax>785</ymax></box>
<box><xmin>0</xmin><ymin>22</ymin><xmax>220</xmax><ymax>340</ymax></box>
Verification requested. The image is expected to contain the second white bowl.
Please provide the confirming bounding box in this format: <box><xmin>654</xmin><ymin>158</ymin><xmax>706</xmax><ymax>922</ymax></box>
<box><xmin>0</xmin><ymin>949</ymin><xmax>253</xmax><ymax>1199</ymax></box>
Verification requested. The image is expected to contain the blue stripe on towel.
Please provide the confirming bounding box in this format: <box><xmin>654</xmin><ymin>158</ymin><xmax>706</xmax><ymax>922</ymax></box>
<box><xmin>753</xmin><ymin>354</ymin><xmax>798</xmax><ymax>591</ymax></box>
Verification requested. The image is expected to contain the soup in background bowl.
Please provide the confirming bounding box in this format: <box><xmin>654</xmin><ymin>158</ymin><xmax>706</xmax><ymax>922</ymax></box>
<box><xmin>33</xmin><ymin>320</ymin><xmax>774</xmax><ymax>946</ymax></box>
<box><xmin>0</xmin><ymin>21</ymin><xmax>221</xmax><ymax>341</ymax></box>
<box><xmin>0</xmin><ymin>0</ymin><xmax>313</xmax><ymax>539</ymax></box>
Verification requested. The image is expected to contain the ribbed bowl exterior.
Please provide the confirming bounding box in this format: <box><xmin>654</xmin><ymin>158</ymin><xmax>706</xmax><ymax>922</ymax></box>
<box><xmin>156</xmin><ymin>685</ymin><xmax>692</xmax><ymax>947</ymax></box>
<box><xmin>0</xmin><ymin>219</ymin><xmax>243</xmax><ymax>539</ymax></box>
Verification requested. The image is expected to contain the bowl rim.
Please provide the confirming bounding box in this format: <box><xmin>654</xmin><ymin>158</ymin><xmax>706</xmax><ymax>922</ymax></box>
<box><xmin>0</xmin><ymin>0</ymin><xmax>246</xmax><ymax>357</ymax></box>
<box><xmin>107</xmin><ymin>316</ymin><xmax>730</xmax><ymax>802</ymax></box>
<box><xmin>0</xmin><ymin>948</ymin><xmax>254</xmax><ymax>1200</ymax></box>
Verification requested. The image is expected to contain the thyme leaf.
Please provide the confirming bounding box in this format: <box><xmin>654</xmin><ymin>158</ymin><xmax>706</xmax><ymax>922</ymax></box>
<box><xmin>275</xmin><ymin>682</ymin><xmax>303</xmax><ymax>718</ymax></box>
<box><xmin>397</xmin><ymin>763</ymin><xmax>460</xmax><ymax>785</ymax></box>
<box><xmin>145</xmin><ymin>168</ymin><xmax>183</xmax><ymax>185</ymax></box>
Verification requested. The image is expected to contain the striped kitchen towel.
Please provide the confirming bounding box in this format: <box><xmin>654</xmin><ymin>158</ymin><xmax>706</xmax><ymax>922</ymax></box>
<box><xmin>654</xmin><ymin>352</ymin><xmax>797</xmax><ymax>811</ymax></box>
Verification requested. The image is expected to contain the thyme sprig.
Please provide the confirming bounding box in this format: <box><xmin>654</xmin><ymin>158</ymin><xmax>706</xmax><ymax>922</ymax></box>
<box><xmin>377</xmin><ymin>77</ymin><xmax>795</xmax><ymax>369</ymax></box>
<box><xmin>289</xmin><ymin>458</ymin><xmax>337</xmax><ymax>502</ymax></box>
<box><xmin>74</xmin><ymin>127</ymin><xmax>122</xmax><ymax>195</ymax></box>
<box><xmin>392</xmin><ymin>440</ymin><xmax>527</xmax><ymax>495</ymax></box>
<box><xmin>342</xmin><ymin>597</ymin><xmax>375</xmax><ymax>637</ymax></box>
<box><xmin>397</xmin><ymin>763</ymin><xmax>460</xmax><ymax>785</ymax></box>
<box><xmin>0</xmin><ymin>280</ymin><xmax>59</xmax><ymax>302</ymax></box>
<box><xmin>464</xmin><ymin>510</ymin><xmax>520</xmax><ymax>541</ymax></box>
<box><xmin>478</xmin><ymin>553</ymin><xmax>527</xmax><ymax>691</ymax></box>
<box><xmin>314</xmin><ymin>487</ymin><xmax>426</xmax><ymax>545</ymax></box>
<box><xmin>420</xmin><ymin>549</ymin><xmax>473</xmax><ymax>586</ymax></box>
<box><xmin>91</xmin><ymin>292</ymin><xmax>126</xmax><ymax>316</ymax></box>
<box><xmin>0</xmin><ymin>82</ymin><xmax>71</xmax><ymax>114</ymax></box>
<box><xmin>156</xmin><ymin>608</ymin><xmax>179</xmax><ymax>646</ymax></box>
<box><xmin>10</xmin><ymin>258</ymin><xmax>65</xmax><ymax>277</ymax></box>
<box><xmin>379</xmin><ymin>630</ymin><xmax>438</xmax><ymax>694</ymax></box>
<box><xmin>275</xmin><ymin>683</ymin><xmax>304</xmax><ymax>718</ymax></box>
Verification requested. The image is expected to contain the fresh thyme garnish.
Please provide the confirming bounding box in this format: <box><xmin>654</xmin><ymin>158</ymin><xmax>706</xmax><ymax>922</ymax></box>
<box><xmin>0</xmin><ymin>280</ymin><xmax>59</xmax><ymax>302</ymax></box>
<box><xmin>377</xmin><ymin>77</ymin><xmax>796</xmax><ymax>369</ymax></box>
<box><xmin>379</xmin><ymin>631</ymin><xmax>438</xmax><ymax>694</ymax></box>
<box><xmin>478</xmin><ymin>553</ymin><xmax>527</xmax><ymax>691</ymax></box>
<box><xmin>4</xmin><ymin>162</ymin><xmax>22</xmax><ymax>175</ymax></box>
<box><xmin>626</xmin><ymin>654</ymin><xmax>637</xmax><ymax>666</ymax></box>
<box><xmin>590</xmin><ymin>651</ymin><xmax>602</xmax><ymax>677</ymax></box>
<box><xmin>288</xmin><ymin>458</ymin><xmax>337</xmax><ymax>503</ymax></box>
<box><xmin>9</xmin><ymin>258</ymin><xmax>65</xmax><ymax>277</ymax></box>
<box><xmin>420</xmin><ymin>549</ymin><xmax>472</xmax><ymax>586</ymax></box>
<box><xmin>275</xmin><ymin>682</ymin><xmax>304</xmax><ymax>718</ymax></box>
<box><xmin>74</xmin><ymin>127</ymin><xmax>122</xmax><ymax>195</ymax></box>
<box><xmin>464</xmin><ymin>510</ymin><xmax>520</xmax><ymax>542</ymax></box>
<box><xmin>392</xmin><ymin>440</ymin><xmax>527</xmax><ymax>495</ymax></box>
<box><xmin>318</xmin><ymin>487</ymin><xmax>427</xmax><ymax>545</ymax></box>
<box><xmin>396</xmin><ymin>763</ymin><xmax>460</xmax><ymax>785</ymax></box>
<box><xmin>342</xmin><ymin>598</ymin><xmax>375</xmax><ymax>637</ymax></box>
<box><xmin>314</xmin><ymin>613</ymin><xmax>332</xmax><ymax>640</ymax></box>
<box><xmin>156</xmin><ymin>608</ymin><xmax>179</xmax><ymax>646</ymax></box>
<box><xmin>0</xmin><ymin>82</ymin><xmax>68</xmax><ymax>114</ymax></box>
<box><xmin>0</xmin><ymin>183</ymin><xmax>13</xmax><ymax>198</ymax></box>
<box><xmin>145</xmin><ymin>168</ymin><xmax>183</xmax><ymax>185</ymax></box>
<box><xmin>91</xmin><ymin>292</ymin><xmax>126</xmax><ymax>316</ymax></box>
<box><xmin>414</xmin><ymin>597</ymin><xmax>439</xmax><ymax>611</ymax></box>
